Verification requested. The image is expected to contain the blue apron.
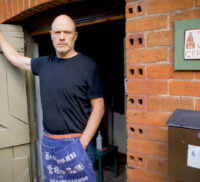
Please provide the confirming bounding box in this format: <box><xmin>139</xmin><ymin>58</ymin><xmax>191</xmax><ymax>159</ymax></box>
<box><xmin>42</xmin><ymin>135</ymin><xmax>96</xmax><ymax>182</ymax></box>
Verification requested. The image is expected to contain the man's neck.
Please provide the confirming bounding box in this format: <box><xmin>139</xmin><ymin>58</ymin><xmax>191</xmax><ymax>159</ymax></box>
<box><xmin>57</xmin><ymin>50</ymin><xmax>78</xmax><ymax>59</ymax></box>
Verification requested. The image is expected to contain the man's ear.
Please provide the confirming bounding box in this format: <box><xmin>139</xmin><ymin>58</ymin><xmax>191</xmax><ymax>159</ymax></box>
<box><xmin>74</xmin><ymin>31</ymin><xmax>78</xmax><ymax>41</ymax></box>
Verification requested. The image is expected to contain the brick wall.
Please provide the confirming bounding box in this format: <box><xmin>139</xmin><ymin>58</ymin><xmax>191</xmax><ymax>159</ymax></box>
<box><xmin>0</xmin><ymin>0</ymin><xmax>52</xmax><ymax>22</ymax></box>
<box><xmin>126</xmin><ymin>0</ymin><xmax>200</xmax><ymax>181</ymax></box>
<box><xmin>0</xmin><ymin>0</ymin><xmax>74</xmax><ymax>23</ymax></box>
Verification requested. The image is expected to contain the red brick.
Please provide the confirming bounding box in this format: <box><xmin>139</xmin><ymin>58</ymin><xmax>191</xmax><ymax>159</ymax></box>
<box><xmin>127</xmin><ymin>95</ymin><xmax>146</xmax><ymax>110</ymax></box>
<box><xmin>148</xmin><ymin>96</ymin><xmax>194</xmax><ymax>112</ymax></box>
<box><xmin>127</xmin><ymin>123</ymin><xmax>168</xmax><ymax>142</ymax></box>
<box><xmin>169</xmin><ymin>81</ymin><xmax>200</xmax><ymax>97</ymax></box>
<box><xmin>17</xmin><ymin>0</ymin><xmax>23</xmax><ymax>13</ymax></box>
<box><xmin>23</xmin><ymin>0</ymin><xmax>29</xmax><ymax>10</ymax></box>
<box><xmin>147</xmin><ymin>0</ymin><xmax>194</xmax><ymax>14</ymax></box>
<box><xmin>196</xmin><ymin>72</ymin><xmax>200</xmax><ymax>79</ymax></box>
<box><xmin>0</xmin><ymin>0</ymin><xmax>3</xmax><ymax>22</ymax></box>
<box><xmin>30</xmin><ymin>0</ymin><xmax>36</xmax><ymax>7</ymax></box>
<box><xmin>147</xmin><ymin>64</ymin><xmax>194</xmax><ymax>79</ymax></box>
<box><xmin>127</xmin><ymin>110</ymin><xmax>171</xmax><ymax>127</ymax></box>
<box><xmin>169</xmin><ymin>48</ymin><xmax>174</xmax><ymax>63</ymax></box>
<box><xmin>126</xmin><ymin>1</ymin><xmax>145</xmax><ymax>18</ymax></box>
<box><xmin>128</xmin><ymin>152</ymin><xmax>168</xmax><ymax>173</ymax></box>
<box><xmin>195</xmin><ymin>99</ymin><xmax>200</xmax><ymax>111</ymax></box>
<box><xmin>126</xmin><ymin>15</ymin><xmax>168</xmax><ymax>33</ymax></box>
<box><xmin>7</xmin><ymin>0</ymin><xmax>14</xmax><ymax>17</ymax></box>
<box><xmin>147</xmin><ymin>156</ymin><xmax>168</xmax><ymax>173</ymax></box>
<box><xmin>128</xmin><ymin>137</ymin><xmax>167</xmax><ymax>158</ymax></box>
<box><xmin>6</xmin><ymin>0</ymin><xmax>11</xmax><ymax>17</ymax></box>
<box><xmin>170</xmin><ymin>9</ymin><xmax>200</xmax><ymax>28</ymax></box>
<box><xmin>127</xmin><ymin>80</ymin><xmax>168</xmax><ymax>95</ymax></box>
<box><xmin>16</xmin><ymin>0</ymin><xmax>21</xmax><ymax>15</ymax></box>
<box><xmin>1</xmin><ymin>0</ymin><xmax>8</xmax><ymax>20</ymax></box>
<box><xmin>126</xmin><ymin>65</ymin><xmax>146</xmax><ymax>79</ymax></box>
<box><xmin>38</xmin><ymin>0</ymin><xmax>52</xmax><ymax>3</ymax></box>
<box><xmin>196</xmin><ymin>0</ymin><xmax>200</xmax><ymax>6</ymax></box>
<box><xmin>126</xmin><ymin>34</ymin><xmax>145</xmax><ymax>49</ymax></box>
<box><xmin>126</xmin><ymin>48</ymin><xmax>168</xmax><ymax>64</ymax></box>
<box><xmin>13</xmin><ymin>0</ymin><xmax>19</xmax><ymax>15</ymax></box>
<box><xmin>127</xmin><ymin>167</ymin><xmax>167</xmax><ymax>182</ymax></box>
<box><xmin>147</xmin><ymin>31</ymin><xmax>174</xmax><ymax>47</ymax></box>
<box><xmin>127</xmin><ymin>151</ymin><xmax>147</xmax><ymax>168</ymax></box>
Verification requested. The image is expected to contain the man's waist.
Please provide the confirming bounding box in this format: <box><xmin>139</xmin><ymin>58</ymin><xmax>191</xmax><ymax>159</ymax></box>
<box><xmin>43</xmin><ymin>132</ymin><xmax>82</xmax><ymax>139</ymax></box>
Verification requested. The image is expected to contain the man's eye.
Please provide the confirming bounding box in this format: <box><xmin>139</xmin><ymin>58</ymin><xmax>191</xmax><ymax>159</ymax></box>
<box><xmin>53</xmin><ymin>31</ymin><xmax>73</xmax><ymax>35</ymax></box>
<box><xmin>64</xmin><ymin>32</ymin><xmax>70</xmax><ymax>35</ymax></box>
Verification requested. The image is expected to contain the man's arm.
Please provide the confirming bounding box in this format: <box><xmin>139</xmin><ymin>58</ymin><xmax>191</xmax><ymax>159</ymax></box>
<box><xmin>0</xmin><ymin>32</ymin><xmax>31</xmax><ymax>71</ymax></box>
<box><xmin>80</xmin><ymin>97</ymin><xmax>105</xmax><ymax>149</ymax></box>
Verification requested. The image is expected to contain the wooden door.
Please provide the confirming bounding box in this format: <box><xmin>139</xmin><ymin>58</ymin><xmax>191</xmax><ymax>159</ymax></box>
<box><xmin>0</xmin><ymin>25</ymin><xmax>31</xmax><ymax>182</ymax></box>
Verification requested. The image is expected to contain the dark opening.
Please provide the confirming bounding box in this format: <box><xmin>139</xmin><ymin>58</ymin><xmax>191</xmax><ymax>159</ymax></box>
<box><xmin>76</xmin><ymin>19</ymin><xmax>125</xmax><ymax>115</ymax></box>
<box><xmin>137</xmin><ymin>5</ymin><xmax>142</xmax><ymax>12</ymax></box>
<box><xmin>75</xmin><ymin>20</ymin><xmax>125</xmax><ymax>150</ymax></box>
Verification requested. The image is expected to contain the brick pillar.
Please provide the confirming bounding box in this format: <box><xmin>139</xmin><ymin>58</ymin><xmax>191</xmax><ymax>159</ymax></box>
<box><xmin>125</xmin><ymin>0</ymin><xmax>200</xmax><ymax>181</ymax></box>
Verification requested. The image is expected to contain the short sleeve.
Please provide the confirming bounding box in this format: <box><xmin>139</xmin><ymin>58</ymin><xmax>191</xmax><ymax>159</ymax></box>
<box><xmin>87</xmin><ymin>64</ymin><xmax>104</xmax><ymax>98</ymax></box>
<box><xmin>31</xmin><ymin>56</ymin><xmax>47</xmax><ymax>75</ymax></box>
<box><xmin>31</xmin><ymin>57</ymin><xmax>40</xmax><ymax>75</ymax></box>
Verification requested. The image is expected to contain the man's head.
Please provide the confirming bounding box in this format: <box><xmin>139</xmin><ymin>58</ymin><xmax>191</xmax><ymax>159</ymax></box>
<box><xmin>50</xmin><ymin>14</ymin><xmax>78</xmax><ymax>58</ymax></box>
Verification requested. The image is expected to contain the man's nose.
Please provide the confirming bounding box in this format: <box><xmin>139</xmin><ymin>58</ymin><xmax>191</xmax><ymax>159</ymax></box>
<box><xmin>59</xmin><ymin>32</ymin><xmax>65</xmax><ymax>39</ymax></box>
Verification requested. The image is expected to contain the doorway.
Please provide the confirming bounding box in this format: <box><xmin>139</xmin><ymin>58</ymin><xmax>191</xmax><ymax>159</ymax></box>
<box><xmin>33</xmin><ymin>14</ymin><xmax>126</xmax><ymax>182</ymax></box>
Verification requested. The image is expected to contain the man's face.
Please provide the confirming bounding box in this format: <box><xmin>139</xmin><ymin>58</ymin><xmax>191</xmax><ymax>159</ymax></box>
<box><xmin>50</xmin><ymin>16</ymin><xmax>77</xmax><ymax>58</ymax></box>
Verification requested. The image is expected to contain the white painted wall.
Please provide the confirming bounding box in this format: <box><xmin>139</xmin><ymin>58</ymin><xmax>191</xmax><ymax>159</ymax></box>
<box><xmin>113</xmin><ymin>112</ymin><xmax>127</xmax><ymax>154</ymax></box>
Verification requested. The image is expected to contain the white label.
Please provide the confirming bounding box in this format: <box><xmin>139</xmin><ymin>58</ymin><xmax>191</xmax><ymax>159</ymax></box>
<box><xmin>187</xmin><ymin>144</ymin><xmax>200</xmax><ymax>169</ymax></box>
<box><xmin>184</xmin><ymin>29</ymin><xmax>200</xmax><ymax>60</ymax></box>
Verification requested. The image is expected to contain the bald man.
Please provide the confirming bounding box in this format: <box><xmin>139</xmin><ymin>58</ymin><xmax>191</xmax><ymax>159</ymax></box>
<box><xmin>0</xmin><ymin>15</ymin><xmax>104</xmax><ymax>181</ymax></box>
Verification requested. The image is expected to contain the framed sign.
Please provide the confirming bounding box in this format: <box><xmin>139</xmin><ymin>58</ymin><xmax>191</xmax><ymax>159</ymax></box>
<box><xmin>174</xmin><ymin>18</ymin><xmax>200</xmax><ymax>70</ymax></box>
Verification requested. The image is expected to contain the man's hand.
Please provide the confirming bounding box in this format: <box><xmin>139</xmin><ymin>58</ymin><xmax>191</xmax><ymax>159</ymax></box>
<box><xmin>80</xmin><ymin>97</ymin><xmax>104</xmax><ymax>149</ymax></box>
<box><xmin>80</xmin><ymin>137</ymin><xmax>88</xmax><ymax>150</ymax></box>
<box><xmin>0</xmin><ymin>31</ymin><xmax>32</xmax><ymax>71</ymax></box>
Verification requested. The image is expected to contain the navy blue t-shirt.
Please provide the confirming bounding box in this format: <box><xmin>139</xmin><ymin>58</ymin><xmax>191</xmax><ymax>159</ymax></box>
<box><xmin>31</xmin><ymin>53</ymin><xmax>103</xmax><ymax>134</ymax></box>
